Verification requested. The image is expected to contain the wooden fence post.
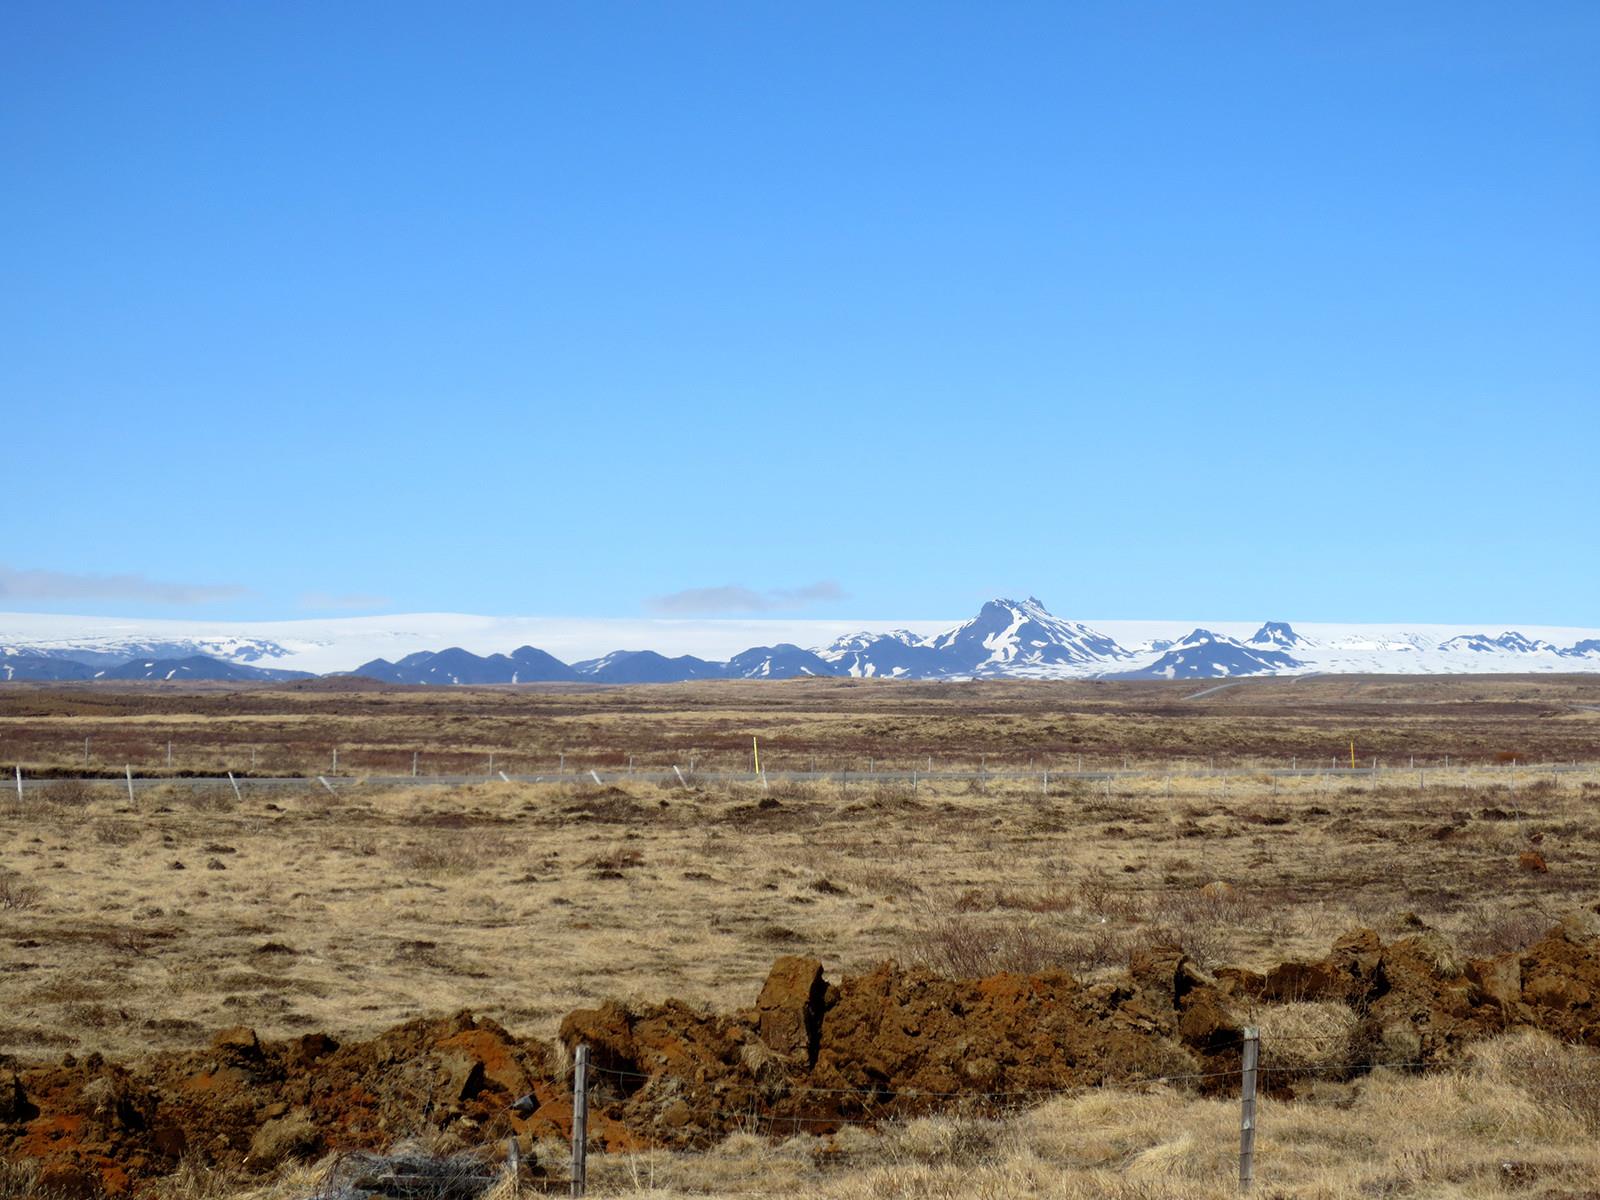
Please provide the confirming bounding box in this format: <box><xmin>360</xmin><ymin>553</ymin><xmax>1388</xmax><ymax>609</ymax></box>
<box><xmin>1239</xmin><ymin>1026</ymin><xmax>1259</xmax><ymax>1192</ymax></box>
<box><xmin>571</xmin><ymin>1043</ymin><xmax>589</xmax><ymax>1198</ymax></box>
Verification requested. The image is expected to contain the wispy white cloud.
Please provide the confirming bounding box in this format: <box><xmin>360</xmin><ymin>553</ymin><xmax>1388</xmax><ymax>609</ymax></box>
<box><xmin>0</xmin><ymin>565</ymin><xmax>248</xmax><ymax>606</ymax></box>
<box><xmin>299</xmin><ymin>591</ymin><xmax>392</xmax><ymax>612</ymax></box>
<box><xmin>646</xmin><ymin>580</ymin><xmax>847</xmax><ymax>616</ymax></box>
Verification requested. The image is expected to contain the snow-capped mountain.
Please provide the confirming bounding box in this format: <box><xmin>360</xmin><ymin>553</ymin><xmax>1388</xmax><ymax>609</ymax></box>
<box><xmin>1</xmin><ymin>653</ymin><xmax>96</xmax><ymax>681</ymax></box>
<box><xmin>572</xmin><ymin>650</ymin><xmax>725</xmax><ymax>684</ymax></box>
<box><xmin>94</xmin><ymin>655</ymin><xmax>311</xmax><ymax>682</ymax></box>
<box><xmin>3</xmin><ymin>600</ymin><xmax>1599</xmax><ymax>683</ymax></box>
<box><xmin>818</xmin><ymin>629</ymin><xmax>948</xmax><ymax>678</ymax></box>
<box><xmin>0</xmin><ymin>637</ymin><xmax>293</xmax><ymax>669</ymax></box>
<box><xmin>1247</xmin><ymin>621</ymin><xmax>1311</xmax><ymax>650</ymax></box>
<box><xmin>927</xmin><ymin>597</ymin><xmax>1130</xmax><ymax>676</ymax></box>
<box><xmin>1117</xmin><ymin>628</ymin><xmax>1303</xmax><ymax>679</ymax></box>
<box><xmin>723</xmin><ymin>643</ymin><xmax>839</xmax><ymax>679</ymax></box>
<box><xmin>1439</xmin><ymin>632</ymin><xmax>1561</xmax><ymax>656</ymax></box>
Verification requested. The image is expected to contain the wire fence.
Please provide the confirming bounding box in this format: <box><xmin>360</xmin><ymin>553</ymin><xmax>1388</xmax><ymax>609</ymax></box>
<box><xmin>7</xmin><ymin>758</ymin><xmax>1598</xmax><ymax>795</ymax></box>
<box><xmin>540</xmin><ymin>1028</ymin><xmax>1456</xmax><ymax>1197</ymax></box>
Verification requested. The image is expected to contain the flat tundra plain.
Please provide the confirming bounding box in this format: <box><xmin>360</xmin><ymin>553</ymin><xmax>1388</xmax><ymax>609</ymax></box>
<box><xmin>2</xmin><ymin>675</ymin><xmax>1599</xmax><ymax>1199</ymax></box>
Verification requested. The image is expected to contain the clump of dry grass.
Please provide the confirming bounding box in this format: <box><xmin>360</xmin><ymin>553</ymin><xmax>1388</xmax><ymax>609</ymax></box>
<box><xmin>1458</xmin><ymin>905</ymin><xmax>1554</xmax><ymax>957</ymax></box>
<box><xmin>569</xmin><ymin>1043</ymin><xmax>1600</xmax><ymax>1200</ymax></box>
<box><xmin>0</xmin><ymin>869</ymin><xmax>43</xmax><ymax>911</ymax></box>
<box><xmin>1473</xmin><ymin>1029</ymin><xmax>1600</xmax><ymax>1133</ymax></box>
<box><xmin>0</xmin><ymin>1158</ymin><xmax>38</xmax><ymax>1200</ymax></box>
<box><xmin>1246</xmin><ymin>1000</ymin><xmax>1360</xmax><ymax>1077</ymax></box>
<box><xmin>388</xmin><ymin>832</ymin><xmax>517</xmax><ymax>877</ymax></box>
<box><xmin>903</xmin><ymin>904</ymin><xmax>1133</xmax><ymax>979</ymax></box>
<box><xmin>39</xmin><ymin>778</ymin><xmax>99</xmax><ymax>806</ymax></box>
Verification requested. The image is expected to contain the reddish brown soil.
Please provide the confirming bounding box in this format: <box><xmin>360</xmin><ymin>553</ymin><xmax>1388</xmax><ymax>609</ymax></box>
<box><xmin>4</xmin><ymin>916</ymin><xmax>1598</xmax><ymax>1196</ymax></box>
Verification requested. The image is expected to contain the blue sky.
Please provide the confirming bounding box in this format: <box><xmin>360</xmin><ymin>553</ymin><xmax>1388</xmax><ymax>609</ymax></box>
<box><xmin>4</xmin><ymin>2</ymin><xmax>1596</xmax><ymax>625</ymax></box>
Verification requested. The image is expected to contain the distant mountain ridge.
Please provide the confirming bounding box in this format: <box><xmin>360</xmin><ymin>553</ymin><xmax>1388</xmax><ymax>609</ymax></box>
<box><xmin>3</xmin><ymin>598</ymin><xmax>1600</xmax><ymax>683</ymax></box>
<box><xmin>0</xmin><ymin>647</ymin><xmax>310</xmax><ymax>682</ymax></box>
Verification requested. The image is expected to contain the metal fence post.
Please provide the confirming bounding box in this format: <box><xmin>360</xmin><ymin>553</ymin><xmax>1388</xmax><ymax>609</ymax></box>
<box><xmin>571</xmin><ymin>1043</ymin><xmax>589</xmax><ymax>1198</ymax></box>
<box><xmin>1239</xmin><ymin>1026</ymin><xmax>1259</xmax><ymax>1192</ymax></box>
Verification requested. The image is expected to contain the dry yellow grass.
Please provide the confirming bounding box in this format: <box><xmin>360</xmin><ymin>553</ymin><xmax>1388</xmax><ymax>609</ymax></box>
<box><xmin>27</xmin><ymin>1032</ymin><xmax>1584</xmax><ymax>1200</ymax></box>
<box><xmin>3</xmin><ymin>678</ymin><xmax>1599</xmax><ymax>1198</ymax></box>
<box><xmin>2</xmin><ymin>765</ymin><xmax>1596</xmax><ymax>1063</ymax></box>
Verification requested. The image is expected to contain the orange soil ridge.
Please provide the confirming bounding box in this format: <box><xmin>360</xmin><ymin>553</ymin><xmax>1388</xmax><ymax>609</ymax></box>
<box><xmin>4</xmin><ymin>915</ymin><xmax>1598</xmax><ymax>1197</ymax></box>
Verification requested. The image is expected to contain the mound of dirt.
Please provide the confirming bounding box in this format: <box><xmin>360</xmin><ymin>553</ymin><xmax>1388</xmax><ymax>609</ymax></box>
<box><xmin>5</xmin><ymin>920</ymin><xmax>1600</xmax><ymax>1194</ymax></box>
<box><xmin>3</xmin><ymin>1013</ymin><xmax>551</xmax><ymax>1196</ymax></box>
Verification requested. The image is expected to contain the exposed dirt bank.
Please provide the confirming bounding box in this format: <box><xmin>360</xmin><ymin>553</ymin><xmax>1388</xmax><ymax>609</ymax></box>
<box><xmin>4</xmin><ymin>915</ymin><xmax>1598</xmax><ymax>1196</ymax></box>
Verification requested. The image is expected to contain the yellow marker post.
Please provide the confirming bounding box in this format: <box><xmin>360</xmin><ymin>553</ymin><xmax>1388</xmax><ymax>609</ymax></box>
<box><xmin>1349</xmin><ymin>739</ymin><xmax>1356</xmax><ymax>770</ymax></box>
<box><xmin>753</xmin><ymin>736</ymin><xmax>761</xmax><ymax>777</ymax></box>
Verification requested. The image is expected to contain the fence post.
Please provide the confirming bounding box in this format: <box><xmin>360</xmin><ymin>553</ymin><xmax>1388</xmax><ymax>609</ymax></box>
<box><xmin>571</xmin><ymin>1043</ymin><xmax>589</xmax><ymax>1198</ymax></box>
<box><xmin>412</xmin><ymin>751</ymin><xmax>418</xmax><ymax>777</ymax></box>
<box><xmin>125</xmin><ymin>765</ymin><xmax>135</xmax><ymax>804</ymax></box>
<box><xmin>1239</xmin><ymin>1025</ymin><xmax>1259</xmax><ymax>1192</ymax></box>
<box><xmin>16</xmin><ymin>764</ymin><xmax>23</xmax><ymax>803</ymax></box>
<box><xmin>227</xmin><ymin>771</ymin><xmax>242</xmax><ymax>802</ymax></box>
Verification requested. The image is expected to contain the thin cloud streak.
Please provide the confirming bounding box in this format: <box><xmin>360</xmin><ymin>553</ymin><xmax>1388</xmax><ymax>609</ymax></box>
<box><xmin>0</xmin><ymin>565</ymin><xmax>248</xmax><ymax>606</ymax></box>
<box><xmin>646</xmin><ymin>580</ymin><xmax>847</xmax><ymax>616</ymax></box>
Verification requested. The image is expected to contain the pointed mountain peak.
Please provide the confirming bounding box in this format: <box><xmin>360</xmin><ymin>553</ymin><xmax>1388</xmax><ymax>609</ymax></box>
<box><xmin>1248</xmin><ymin>621</ymin><xmax>1308</xmax><ymax>649</ymax></box>
<box><xmin>1177</xmin><ymin>628</ymin><xmax>1235</xmax><ymax>647</ymax></box>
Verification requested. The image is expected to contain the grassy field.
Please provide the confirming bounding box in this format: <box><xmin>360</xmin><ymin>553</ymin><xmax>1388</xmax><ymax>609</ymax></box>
<box><xmin>2</xmin><ymin>675</ymin><xmax>1599</xmax><ymax>1198</ymax></box>
<box><xmin>3</xmin><ymin>674</ymin><xmax>1599</xmax><ymax>778</ymax></box>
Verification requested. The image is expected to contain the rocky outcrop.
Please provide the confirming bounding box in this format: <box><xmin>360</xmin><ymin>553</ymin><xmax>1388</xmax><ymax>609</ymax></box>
<box><xmin>5</xmin><ymin>918</ymin><xmax>1600</xmax><ymax>1194</ymax></box>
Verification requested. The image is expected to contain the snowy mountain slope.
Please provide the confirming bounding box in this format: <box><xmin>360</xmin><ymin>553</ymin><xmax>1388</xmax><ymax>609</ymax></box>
<box><xmin>3</xmin><ymin>604</ymin><xmax>1600</xmax><ymax>682</ymax></box>
<box><xmin>1440</xmin><ymin>632</ymin><xmax>1561</xmax><ymax>655</ymax></box>
<box><xmin>94</xmin><ymin>655</ymin><xmax>312</xmax><ymax>682</ymax></box>
<box><xmin>818</xmin><ymin>629</ymin><xmax>950</xmax><ymax>678</ymax></box>
<box><xmin>0</xmin><ymin>637</ymin><xmax>294</xmax><ymax>669</ymax></box>
<box><xmin>0</xmin><ymin>654</ymin><xmax>97</xmax><ymax>681</ymax></box>
<box><xmin>1114</xmin><ymin>629</ymin><xmax>1303</xmax><ymax>680</ymax></box>
<box><xmin>0</xmin><ymin>613</ymin><xmax>952</xmax><ymax>675</ymax></box>
<box><xmin>724</xmin><ymin>644</ymin><xmax>841</xmax><ymax>679</ymax></box>
<box><xmin>1248</xmin><ymin>621</ymin><xmax>1312</xmax><ymax>650</ymax></box>
<box><xmin>572</xmin><ymin>650</ymin><xmax>725</xmax><ymax>684</ymax></box>
<box><xmin>927</xmin><ymin>597</ymin><xmax>1129</xmax><ymax>675</ymax></box>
